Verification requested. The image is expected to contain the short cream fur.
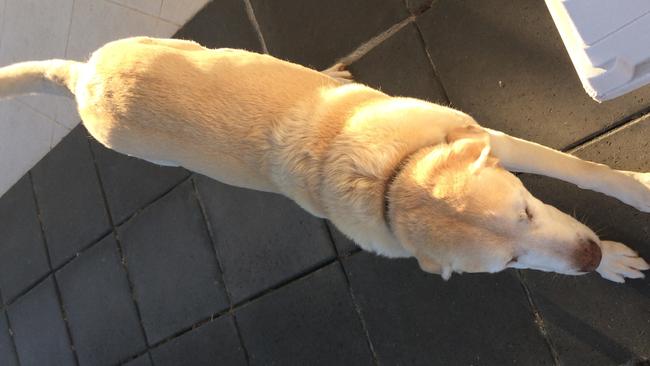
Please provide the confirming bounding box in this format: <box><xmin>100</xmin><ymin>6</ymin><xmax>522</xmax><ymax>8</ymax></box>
<box><xmin>1</xmin><ymin>37</ymin><xmax>649</xmax><ymax>282</ymax></box>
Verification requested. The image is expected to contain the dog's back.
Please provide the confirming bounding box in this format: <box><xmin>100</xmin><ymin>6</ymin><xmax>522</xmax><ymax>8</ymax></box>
<box><xmin>75</xmin><ymin>38</ymin><xmax>330</xmax><ymax>189</ymax></box>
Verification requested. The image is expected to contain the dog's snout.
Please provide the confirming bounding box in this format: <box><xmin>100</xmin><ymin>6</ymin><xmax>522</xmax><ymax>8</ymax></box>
<box><xmin>573</xmin><ymin>239</ymin><xmax>602</xmax><ymax>272</ymax></box>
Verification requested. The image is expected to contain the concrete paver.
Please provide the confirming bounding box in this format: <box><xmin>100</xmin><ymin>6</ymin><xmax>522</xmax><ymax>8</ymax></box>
<box><xmin>250</xmin><ymin>0</ymin><xmax>409</xmax><ymax>69</ymax></box>
<box><xmin>236</xmin><ymin>262</ymin><xmax>374</xmax><ymax>365</ymax></box>
<box><xmin>118</xmin><ymin>181</ymin><xmax>229</xmax><ymax>344</ymax></box>
<box><xmin>0</xmin><ymin>315</ymin><xmax>18</xmax><ymax>366</ymax></box>
<box><xmin>174</xmin><ymin>0</ymin><xmax>263</xmax><ymax>51</ymax></box>
<box><xmin>90</xmin><ymin>138</ymin><xmax>189</xmax><ymax>224</ymax></box>
<box><xmin>0</xmin><ymin>176</ymin><xmax>49</xmax><ymax>302</ymax></box>
<box><xmin>31</xmin><ymin>127</ymin><xmax>110</xmax><ymax>267</ymax></box>
<box><xmin>343</xmin><ymin>252</ymin><xmax>555</xmax><ymax>365</ymax></box>
<box><xmin>195</xmin><ymin>175</ymin><xmax>336</xmax><ymax>303</ymax></box>
<box><xmin>520</xmin><ymin>114</ymin><xmax>650</xmax><ymax>365</ymax></box>
<box><xmin>418</xmin><ymin>0</ymin><xmax>650</xmax><ymax>149</ymax></box>
<box><xmin>349</xmin><ymin>22</ymin><xmax>447</xmax><ymax>103</ymax></box>
<box><xmin>7</xmin><ymin>277</ymin><xmax>75</xmax><ymax>366</ymax></box>
<box><xmin>150</xmin><ymin>316</ymin><xmax>246</xmax><ymax>366</ymax></box>
<box><xmin>56</xmin><ymin>235</ymin><xmax>146</xmax><ymax>366</ymax></box>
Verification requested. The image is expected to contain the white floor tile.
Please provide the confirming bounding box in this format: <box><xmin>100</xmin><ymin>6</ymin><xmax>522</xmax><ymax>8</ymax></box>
<box><xmin>17</xmin><ymin>94</ymin><xmax>80</xmax><ymax>129</ymax></box>
<box><xmin>108</xmin><ymin>0</ymin><xmax>163</xmax><ymax>17</ymax></box>
<box><xmin>0</xmin><ymin>0</ymin><xmax>78</xmax><ymax>139</ymax></box>
<box><xmin>0</xmin><ymin>0</ymin><xmax>73</xmax><ymax>64</ymax></box>
<box><xmin>50</xmin><ymin>121</ymin><xmax>74</xmax><ymax>149</ymax></box>
<box><xmin>0</xmin><ymin>0</ymin><xmax>6</xmax><ymax>38</ymax></box>
<box><xmin>66</xmin><ymin>0</ymin><xmax>179</xmax><ymax>61</ymax></box>
<box><xmin>0</xmin><ymin>101</ymin><xmax>56</xmax><ymax>197</ymax></box>
<box><xmin>160</xmin><ymin>0</ymin><xmax>209</xmax><ymax>26</ymax></box>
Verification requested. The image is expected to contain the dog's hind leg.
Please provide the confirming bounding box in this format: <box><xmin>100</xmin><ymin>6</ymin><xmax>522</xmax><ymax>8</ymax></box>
<box><xmin>484</xmin><ymin>127</ymin><xmax>650</xmax><ymax>212</ymax></box>
<box><xmin>321</xmin><ymin>63</ymin><xmax>353</xmax><ymax>84</ymax></box>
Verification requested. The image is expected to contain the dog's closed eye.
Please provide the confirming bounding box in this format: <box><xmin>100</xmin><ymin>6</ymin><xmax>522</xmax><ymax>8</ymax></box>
<box><xmin>525</xmin><ymin>206</ymin><xmax>533</xmax><ymax>220</ymax></box>
<box><xmin>519</xmin><ymin>206</ymin><xmax>533</xmax><ymax>222</ymax></box>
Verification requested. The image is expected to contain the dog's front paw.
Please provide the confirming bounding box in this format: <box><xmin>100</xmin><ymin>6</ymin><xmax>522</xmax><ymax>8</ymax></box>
<box><xmin>596</xmin><ymin>241</ymin><xmax>649</xmax><ymax>283</ymax></box>
<box><xmin>619</xmin><ymin>171</ymin><xmax>650</xmax><ymax>212</ymax></box>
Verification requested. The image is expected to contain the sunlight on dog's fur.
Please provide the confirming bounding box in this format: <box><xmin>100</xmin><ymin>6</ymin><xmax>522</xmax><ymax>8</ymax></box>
<box><xmin>0</xmin><ymin>37</ymin><xmax>648</xmax><ymax>284</ymax></box>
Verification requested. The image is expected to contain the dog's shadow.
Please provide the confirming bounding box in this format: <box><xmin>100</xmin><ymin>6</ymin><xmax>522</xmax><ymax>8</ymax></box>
<box><xmin>523</xmin><ymin>272</ymin><xmax>649</xmax><ymax>365</ymax></box>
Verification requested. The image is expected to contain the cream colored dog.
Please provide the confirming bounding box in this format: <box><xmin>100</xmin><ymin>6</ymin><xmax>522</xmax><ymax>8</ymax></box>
<box><xmin>1</xmin><ymin>37</ymin><xmax>649</xmax><ymax>283</ymax></box>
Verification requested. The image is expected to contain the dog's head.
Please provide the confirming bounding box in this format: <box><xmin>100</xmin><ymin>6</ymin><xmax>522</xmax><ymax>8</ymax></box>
<box><xmin>388</xmin><ymin>126</ymin><xmax>601</xmax><ymax>280</ymax></box>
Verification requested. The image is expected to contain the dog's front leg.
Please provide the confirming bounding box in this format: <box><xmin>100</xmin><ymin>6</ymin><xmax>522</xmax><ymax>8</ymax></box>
<box><xmin>485</xmin><ymin>128</ymin><xmax>650</xmax><ymax>212</ymax></box>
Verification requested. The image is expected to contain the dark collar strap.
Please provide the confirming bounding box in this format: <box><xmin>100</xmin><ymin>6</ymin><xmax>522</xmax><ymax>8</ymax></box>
<box><xmin>382</xmin><ymin>147</ymin><xmax>426</xmax><ymax>233</ymax></box>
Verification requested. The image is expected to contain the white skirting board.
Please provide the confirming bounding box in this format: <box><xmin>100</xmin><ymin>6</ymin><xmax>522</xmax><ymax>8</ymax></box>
<box><xmin>546</xmin><ymin>0</ymin><xmax>650</xmax><ymax>102</ymax></box>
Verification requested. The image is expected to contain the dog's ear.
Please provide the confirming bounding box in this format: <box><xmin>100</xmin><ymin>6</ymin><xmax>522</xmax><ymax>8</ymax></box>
<box><xmin>446</xmin><ymin>125</ymin><xmax>494</xmax><ymax>173</ymax></box>
<box><xmin>415</xmin><ymin>253</ymin><xmax>454</xmax><ymax>280</ymax></box>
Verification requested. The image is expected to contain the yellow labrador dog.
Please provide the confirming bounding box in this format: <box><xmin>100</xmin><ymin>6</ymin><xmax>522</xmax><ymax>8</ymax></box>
<box><xmin>1</xmin><ymin>37</ymin><xmax>648</xmax><ymax>283</ymax></box>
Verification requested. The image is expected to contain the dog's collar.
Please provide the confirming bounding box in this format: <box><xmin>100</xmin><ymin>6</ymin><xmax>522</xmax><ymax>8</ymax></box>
<box><xmin>382</xmin><ymin>147</ymin><xmax>424</xmax><ymax>234</ymax></box>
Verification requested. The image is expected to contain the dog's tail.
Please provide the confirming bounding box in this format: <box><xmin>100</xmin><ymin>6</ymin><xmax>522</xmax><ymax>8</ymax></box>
<box><xmin>0</xmin><ymin>59</ymin><xmax>83</xmax><ymax>99</ymax></box>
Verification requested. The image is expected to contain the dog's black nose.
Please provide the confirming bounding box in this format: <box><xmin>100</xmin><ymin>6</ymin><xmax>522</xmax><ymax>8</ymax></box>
<box><xmin>573</xmin><ymin>239</ymin><xmax>602</xmax><ymax>272</ymax></box>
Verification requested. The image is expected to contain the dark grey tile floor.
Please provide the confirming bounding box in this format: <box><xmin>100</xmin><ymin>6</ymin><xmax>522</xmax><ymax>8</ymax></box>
<box><xmin>1</xmin><ymin>0</ymin><xmax>649</xmax><ymax>365</ymax></box>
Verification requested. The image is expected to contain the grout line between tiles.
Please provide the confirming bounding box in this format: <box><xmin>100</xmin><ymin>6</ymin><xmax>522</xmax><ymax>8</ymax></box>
<box><xmin>157</xmin><ymin>0</ymin><xmax>164</xmax><ymax>17</ymax></box>
<box><xmin>516</xmin><ymin>270</ymin><xmax>561</xmax><ymax>366</ymax></box>
<box><xmin>114</xmin><ymin>173</ymin><xmax>193</xmax><ymax>227</ymax></box>
<box><xmin>404</xmin><ymin>0</ymin><xmax>438</xmax><ymax>16</ymax></box>
<box><xmin>0</xmin><ymin>170</ymin><xmax>193</xmax><ymax>310</ymax></box>
<box><xmin>0</xmin><ymin>289</ymin><xmax>21</xmax><ymax>366</ymax></box>
<box><xmin>242</xmin><ymin>0</ymin><xmax>268</xmax><ymax>54</ymax></box>
<box><xmin>13</xmin><ymin>99</ymin><xmax>73</xmax><ymax>132</ymax></box>
<box><xmin>323</xmin><ymin>223</ymin><xmax>380</xmax><ymax>365</ymax></box>
<box><xmin>26</xmin><ymin>173</ymin><xmax>81</xmax><ymax>366</ymax></box>
<box><xmin>85</xmin><ymin>137</ymin><xmax>153</xmax><ymax>350</ymax></box>
<box><xmin>103</xmin><ymin>0</ymin><xmax>179</xmax><ymax>25</ymax></box>
<box><xmin>118</xmin><ymin>252</ymin><xmax>355</xmax><ymax>365</ymax></box>
<box><xmin>191</xmin><ymin>176</ymin><xmax>252</xmax><ymax>366</ymax></box>
<box><xmin>0</xmin><ymin>228</ymin><xmax>112</xmax><ymax>309</ymax></box>
<box><xmin>565</xmin><ymin>107</ymin><xmax>650</xmax><ymax>154</ymax></box>
<box><xmin>62</xmin><ymin>0</ymin><xmax>76</xmax><ymax>59</ymax></box>
<box><xmin>413</xmin><ymin>20</ymin><xmax>451</xmax><ymax>105</ymax></box>
<box><xmin>337</xmin><ymin>15</ymin><xmax>414</xmax><ymax>67</ymax></box>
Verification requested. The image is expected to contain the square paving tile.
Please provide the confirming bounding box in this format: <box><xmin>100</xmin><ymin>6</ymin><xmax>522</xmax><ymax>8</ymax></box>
<box><xmin>124</xmin><ymin>355</ymin><xmax>152</xmax><ymax>366</ymax></box>
<box><xmin>0</xmin><ymin>315</ymin><xmax>18</xmax><ymax>366</ymax></box>
<box><xmin>405</xmin><ymin>0</ymin><xmax>435</xmax><ymax>14</ymax></box>
<box><xmin>31</xmin><ymin>126</ymin><xmax>111</xmax><ymax>267</ymax></box>
<box><xmin>118</xmin><ymin>180</ymin><xmax>229</xmax><ymax>344</ymax></box>
<box><xmin>173</xmin><ymin>0</ymin><xmax>262</xmax><ymax>51</ymax></box>
<box><xmin>236</xmin><ymin>262</ymin><xmax>374</xmax><ymax>365</ymax></box>
<box><xmin>349</xmin><ymin>22</ymin><xmax>446</xmax><ymax>103</ymax></box>
<box><xmin>123</xmin><ymin>354</ymin><xmax>152</xmax><ymax>366</ymax></box>
<box><xmin>150</xmin><ymin>316</ymin><xmax>246</xmax><ymax>366</ymax></box>
<box><xmin>518</xmin><ymin>115</ymin><xmax>650</xmax><ymax>365</ymax></box>
<box><xmin>0</xmin><ymin>175</ymin><xmax>49</xmax><ymax>302</ymax></box>
<box><xmin>343</xmin><ymin>252</ymin><xmax>554</xmax><ymax>365</ymax></box>
<box><xmin>56</xmin><ymin>234</ymin><xmax>146</xmax><ymax>366</ymax></box>
<box><xmin>65</xmin><ymin>0</ymin><xmax>178</xmax><ymax>61</ymax></box>
<box><xmin>90</xmin><ymin>140</ymin><xmax>190</xmax><ymax>224</ymax></box>
<box><xmin>7</xmin><ymin>277</ymin><xmax>75</xmax><ymax>366</ymax></box>
<box><xmin>250</xmin><ymin>0</ymin><xmax>410</xmax><ymax>69</ymax></box>
<box><xmin>160</xmin><ymin>0</ymin><xmax>209</xmax><ymax>26</ymax></box>
<box><xmin>417</xmin><ymin>0</ymin><xmax>650</xmax><ymax>150</ymax></box>
<box><xmin>523</xmin><ymin>271</ymin><xmax>650</xmax><ymax>366</ymax></box>
<box><xmin>195</xmin><ymin>175</ymin><xmax>336</xmax><ymax>302</ymax></box>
